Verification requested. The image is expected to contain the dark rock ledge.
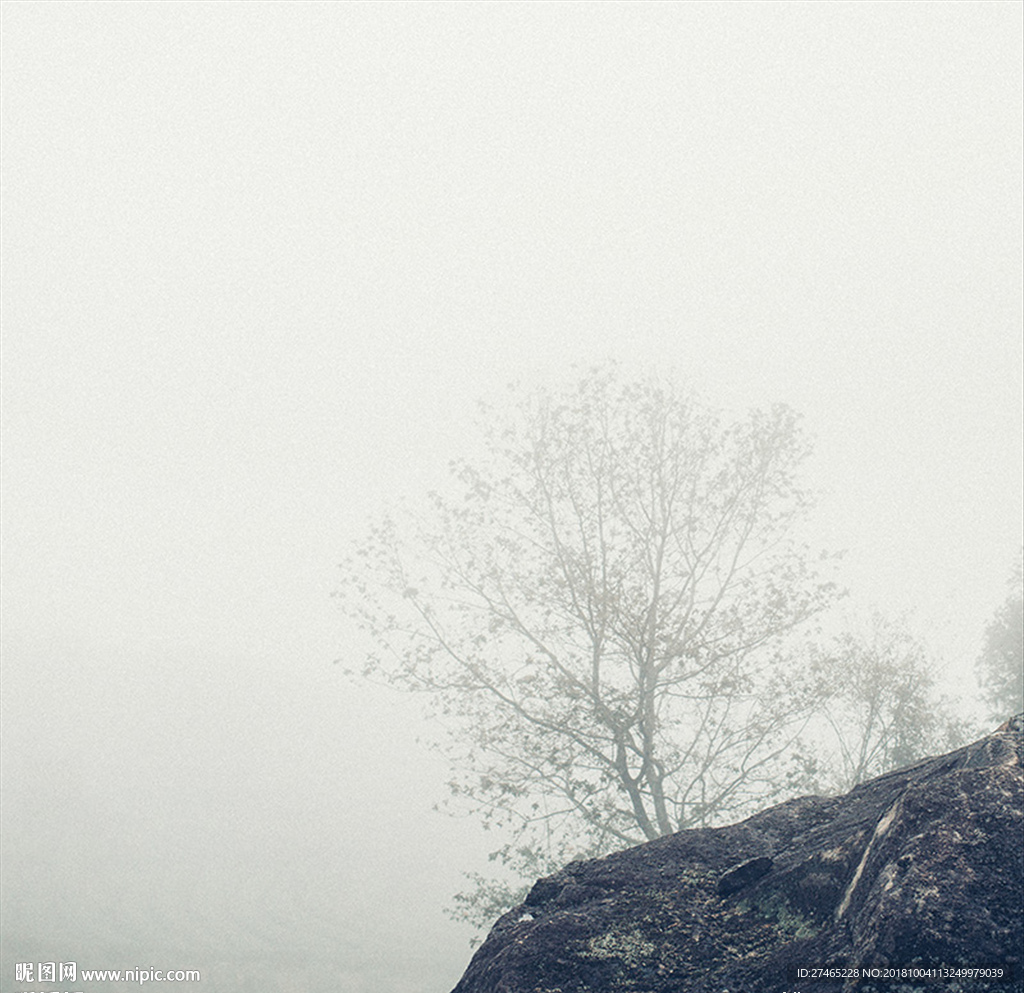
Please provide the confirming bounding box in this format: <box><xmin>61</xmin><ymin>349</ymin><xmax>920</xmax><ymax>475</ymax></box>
<box><xmin>451</xmin><ymin>716</ymin><xmax>1023</xmax><ymax>993</ymax></box>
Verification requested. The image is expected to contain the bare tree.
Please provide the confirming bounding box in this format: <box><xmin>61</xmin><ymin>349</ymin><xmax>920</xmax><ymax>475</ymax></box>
<box><xmin>336</xmin><ymin>366</ymin><xmax>841</xmax><ymax>923</ymax></box>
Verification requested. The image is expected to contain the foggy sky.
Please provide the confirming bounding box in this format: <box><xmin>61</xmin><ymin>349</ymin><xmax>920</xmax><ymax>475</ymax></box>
<box><xmin>2</xmin><ymin>4</ymin><xmax>1021</xmax><ymax>991</ymax></box>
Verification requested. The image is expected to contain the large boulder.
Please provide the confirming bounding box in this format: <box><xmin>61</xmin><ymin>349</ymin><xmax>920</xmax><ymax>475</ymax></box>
<box><xmin>451</xmin><ymin>716</ymin><xmax>1023</xmax><ymax>992</ymax></box>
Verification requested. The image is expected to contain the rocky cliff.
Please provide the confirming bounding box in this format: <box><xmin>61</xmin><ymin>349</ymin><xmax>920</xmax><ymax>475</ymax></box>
<box><xmin>451</xmin><ymin>716</ymin><xmax>1023</xmax><ymax>992</ymax></box>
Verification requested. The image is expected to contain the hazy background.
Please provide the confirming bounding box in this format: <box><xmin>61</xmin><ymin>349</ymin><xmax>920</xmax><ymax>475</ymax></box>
<box><xmin>2</xmin><ymin>3</ymin><xmax>1021</xmax><ymax>991</ymax></box>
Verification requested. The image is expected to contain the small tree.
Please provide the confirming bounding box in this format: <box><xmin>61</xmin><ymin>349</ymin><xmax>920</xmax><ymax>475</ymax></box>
<box><xmin>977</xmin><ymin>553</ymin><xmax>1023</xmax><ymax>722</ymax></box>
<box><xmin>336</xmin><ymin>366</ymin><xmax>841</xmax><ymax>926</ymax></box>
<box><xmin>808</xmin><ymin>613</ymin><xmax>970</xmax><ymax>792</ymax></box>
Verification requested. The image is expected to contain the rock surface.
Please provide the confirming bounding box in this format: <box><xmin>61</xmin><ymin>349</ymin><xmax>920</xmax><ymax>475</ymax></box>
<box><xmin>451</xmin><ymin>716</ymin><xmax>1024</xmax><ymax>992</ymax></box>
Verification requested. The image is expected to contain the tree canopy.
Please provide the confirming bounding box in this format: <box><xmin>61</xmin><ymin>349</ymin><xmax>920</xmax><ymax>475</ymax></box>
<box><xmin>336</xmin><ymin>367</ymin><xmax>843</xmax><ymax>921</ymax></box>
<box><xmin>808</xmin><ymin>612</ymin><xmax>969</xmax><ymax>792</ymax></box>
<box><xmin>977</xmin><ymin>553</ymin><xmax>1023</xmax><ymax>722</ymax></box>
